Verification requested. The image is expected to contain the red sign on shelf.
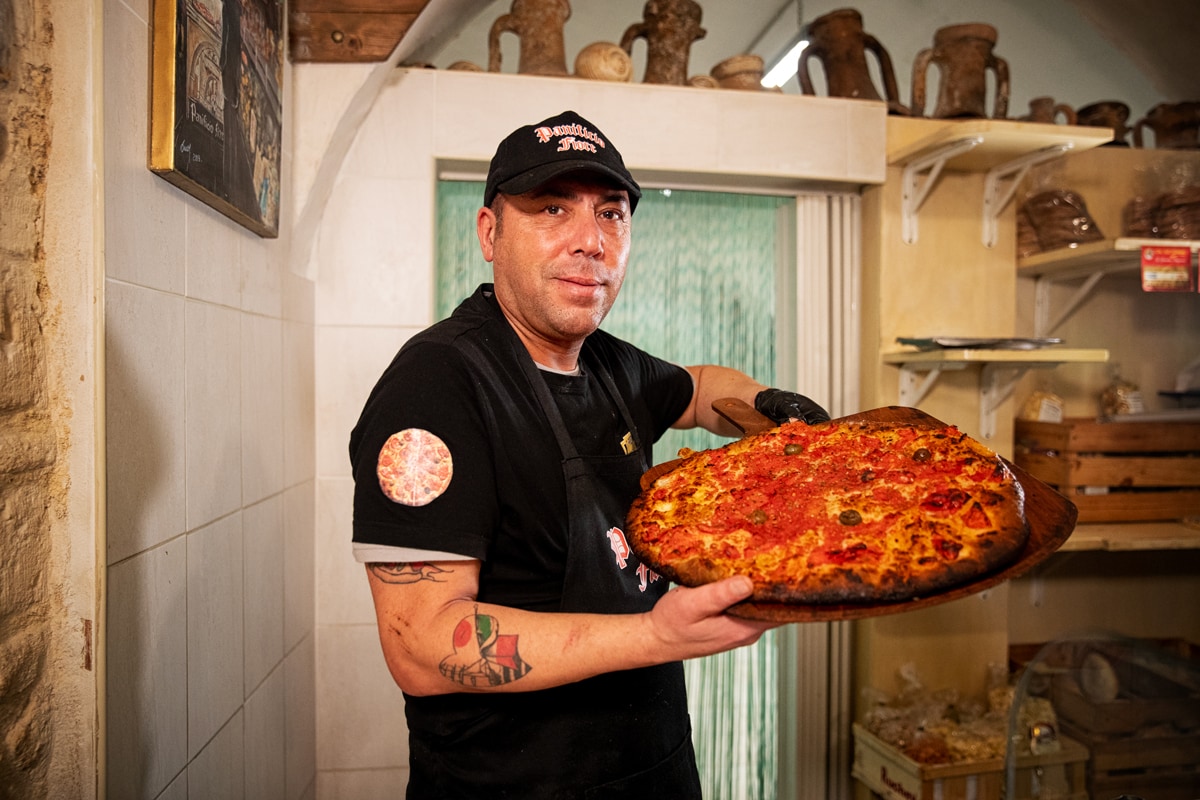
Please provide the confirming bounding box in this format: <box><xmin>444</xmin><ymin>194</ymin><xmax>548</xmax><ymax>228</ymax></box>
<box><xmin>1141</xmin><ymin>245</ymin><xmax>1195</xmax><ymax>292</ymax></box>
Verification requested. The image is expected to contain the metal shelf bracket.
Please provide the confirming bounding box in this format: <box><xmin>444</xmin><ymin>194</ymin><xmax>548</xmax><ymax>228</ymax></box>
<box><xmin>980</xmin><ymin>363</ymin><xmax>1033</xmax><ymax>439</ymax></box>
<box><xmin>901</xmin><ymin>136</ymin><xmax>984</xmax><ymax>244</ymax></box>
<box><xmin>982</xmin><ymin>143</ymin><xmax>1075</xmax><ymax>248</ymax></box>
<box><xmin>1034</xmin><ymin>271</ymin><xmax>1107</xmax><ymax>336</ymax></box>
<box><xmin>897</xmin><ymin>363</ymin><xmax>967</xmax><ymax>407</ymax></box>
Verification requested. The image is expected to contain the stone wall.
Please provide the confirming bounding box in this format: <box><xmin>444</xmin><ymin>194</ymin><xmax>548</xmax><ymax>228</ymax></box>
<box><xmin>0</xmin><ymin>1</ymin><xmax>62</xmax><ymax>796</ymax></box>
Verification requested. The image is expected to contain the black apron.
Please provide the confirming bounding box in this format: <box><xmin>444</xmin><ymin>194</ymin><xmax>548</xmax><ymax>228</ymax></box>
<box><xmin>405</xmin><ymin>325</ymin><xmax>702</xmax><ymax>799</ymax></box>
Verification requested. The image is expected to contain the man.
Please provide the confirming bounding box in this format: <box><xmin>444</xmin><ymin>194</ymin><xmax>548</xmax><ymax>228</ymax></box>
<box><xmin>349</xmin><ymin>110</ymin><xmax>829</xmax><ymax>798</ymax></box>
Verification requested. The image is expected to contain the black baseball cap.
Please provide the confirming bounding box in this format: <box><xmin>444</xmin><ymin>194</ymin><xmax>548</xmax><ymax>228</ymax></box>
<box><xmin>483</xmin><ymin>110</ymin><xmax>642</xmax><ymax>212</ymax></box>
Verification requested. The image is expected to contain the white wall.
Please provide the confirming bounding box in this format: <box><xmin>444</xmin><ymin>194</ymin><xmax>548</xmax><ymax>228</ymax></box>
<box><xmin>102</xmin><ymin>1</ymin><xmax>316</xmax><ymax>797</ymax></box>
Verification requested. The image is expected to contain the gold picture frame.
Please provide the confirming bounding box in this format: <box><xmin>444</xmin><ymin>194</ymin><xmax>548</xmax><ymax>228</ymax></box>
<box><xmin>150</xmin><ymin>0</ymin><xmax>284</xmax><ymax>238</ymax></box>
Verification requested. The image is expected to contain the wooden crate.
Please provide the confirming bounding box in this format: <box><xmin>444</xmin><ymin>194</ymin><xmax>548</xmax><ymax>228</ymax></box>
<box><xmin>852</xmin><ymin>723</ymin><xmax>1089</xmax><ymax>800</ymax></box>
<box><xmin>1014</xmin><ymin>639</ymin><xmax>1200</xmax><ymax>800</ymax></box>
<box><xmin>1061</xmin><ymin>724</ymin><xmax>1200</xmax><ymax>800</ymax></box>
<box><xmin>1014</xmin><ymin>417</ymin><xmax>1200</xmax><ymax>522</ymax></box>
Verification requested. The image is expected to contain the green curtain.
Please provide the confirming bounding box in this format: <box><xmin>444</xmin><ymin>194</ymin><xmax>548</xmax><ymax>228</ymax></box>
<box><xmin>436</xmin><ymin>181</ymin><xmax>793</xmax><ymax>799</ymax></box>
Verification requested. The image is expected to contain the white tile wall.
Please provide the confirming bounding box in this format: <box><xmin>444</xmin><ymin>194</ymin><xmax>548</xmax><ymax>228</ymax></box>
<box><xmin>315</xmin><ymin>174</ymin><xmax>436</xmax><ymax>327</ymax></box>
<box><xmin>104</xmin><ymin>281</ymin><xmax>187</xmax><ymax>563</ymax></box>
<box><xmin>315</xmin><ymin>768</ymin><xmax>410</xmax><ymax>800</ymax></box>
<box><xmin>188</xmin><ymin>711</ymin><xmax>245</xmax><ymax>800</ymax></box>
<box><xmin>105</xmin><ymin>540</ymin><xmax>188</xmax><ymax>800</ymax></box>
<box><xmin>187</xmin><ymin>512</ymin><xmax>245</xmax><ymax>758</ymax></box>
<box><xmin>245</xmin><ymin>665</ymin><xmax>287</xmax><ymax>800</ymax></box>
<box><xmin>242</xmin><ymin>232</ymin><xmax>287</xmax><ymax>318</ymax></box>
<box><xmin>350</xmin><ymin>70</ymin><xmax>436</xmax><ymax>182</ymax></box>
<box><xmin>289</xmin><ymin>61</ymin><xmax>377</xmax><ymax>220</ymax></box>
<box><xmin>242</xmin><ymin>313</ymin><xmax>285</xmax><ymax>504</ymax></box>
<box><xmin>186</xmin><ymin>203</ymin><xmax>244</xmax><ymax>308</ymax></box>
<box><xmin>185</xmin><ymin>300</ymin><xmax>244</xmax><ymax>529</ymax></box>
<box><xmin>104</xmin><ymin>5</ymin><xmax>315</xmax><ymax>798</ymax></box>
<box><xmin>283</xmin><ymin>323</ymin><xmax>317</xmax><ymax>489</ymax></box>
<box><xmin>159</xmin><ymin>772</ymin><xmax>188</xmax><ymax>800</ymax></box>
<box><xmin>243</xmin><ymin>495</ymin><xmax>285</xmax><ymax>693</ymax></box>
<box><xmin>284</xmin><ymin>482</ymin><xmax>317</xmax><ymax>652</ymax></box>
<box><xmin>316</xmin><ymin>478</ymin><xmax>377</xmax><ymax>626</ymax></box>
<box><xmin>285</xmin><ymin>635</ymin><xmax>318</xmax><ymax>800</ymax></box>
<box><xmin>315</xmin><ymin>625</ymin><xmax>408</xmax><ymax>771</ymax></box>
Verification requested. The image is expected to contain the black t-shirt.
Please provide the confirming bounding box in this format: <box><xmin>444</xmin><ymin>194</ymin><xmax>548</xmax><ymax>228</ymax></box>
<box><xmin>349</xmin><ymin>284</ymin><xmax>694</xmax><ymax>612</ymax></box>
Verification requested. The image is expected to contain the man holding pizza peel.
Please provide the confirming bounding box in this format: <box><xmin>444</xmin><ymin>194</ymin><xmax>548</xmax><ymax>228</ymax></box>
<box><xmin>349</xmin><ymin>110</ymin><xmax>830</xmax><ymax>797</ymax></box>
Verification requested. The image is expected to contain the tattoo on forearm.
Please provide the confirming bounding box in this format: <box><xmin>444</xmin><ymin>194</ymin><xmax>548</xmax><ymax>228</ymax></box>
<box><xmin>439</xmin><ymin>605</ymin><xmax>533</xmax><ymax>688</ymax></box>
<box><xmin>369</xmin><ymin>562</ymin><xmax>451</xmax><ymax>584</ymax></box>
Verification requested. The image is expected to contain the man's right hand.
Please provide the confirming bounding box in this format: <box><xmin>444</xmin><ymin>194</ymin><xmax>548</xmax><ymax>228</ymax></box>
<box><xmin>643</xmin><ymin>576</ymin><xmax>781</xmax><ymax>661</ymax></box>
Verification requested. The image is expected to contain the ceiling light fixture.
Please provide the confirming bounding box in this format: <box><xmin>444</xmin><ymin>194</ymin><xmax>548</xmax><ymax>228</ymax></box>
<box><xmin>760</xmin><ymin>34</ymin><xmax>809</xmax><ymax>89</ymax></box>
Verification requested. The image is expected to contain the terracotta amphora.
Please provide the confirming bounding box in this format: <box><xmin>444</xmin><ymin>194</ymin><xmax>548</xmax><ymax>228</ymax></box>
<box><xmin>1076</xmin><ymin>100</ymin><xmax>1131</xmax><ymax>146</ymax></box>
<box><xmin>620</xmin><ymin>0</ymin><xmax>706</xmax><ymax>85</ymax></box>
<box><xmin>1133</xmin><ymin>102</ymin><xmax>1200</xmax><ymax>149</ymax></box>
<box><xmin>797</xmin><ymin>8</ymin><xmax>908</xmax><ymax>115</ymax></box>
<box><xmin>1020</xmin><ymin>96</ymin><xmax>1076</xmax><ymax>125</ymax></box>
<box><xmin>911</xmin><ymin>23</ymin><xmax>1010</xmax><ymax>119</ymax></box>
<box><xmin>488</xmin><ymin>0</ymin><xmax>572</xmax><ymax>76</ymax></box>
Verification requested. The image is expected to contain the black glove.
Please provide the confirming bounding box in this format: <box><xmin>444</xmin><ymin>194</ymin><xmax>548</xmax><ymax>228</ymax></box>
<box><xmin>754</xmin><ymin>388</ymin><xmax>831</xmax><ymax>425</ymax></box>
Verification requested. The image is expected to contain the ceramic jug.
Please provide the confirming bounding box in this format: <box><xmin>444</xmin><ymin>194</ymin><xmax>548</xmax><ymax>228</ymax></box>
<box><xmin>911</xmin><ymin>23</ymin><xmax>1009</xmax><ymax>119</ymax></box>
<box><xmin>620</xmin><ymin>0</ymin><xmax>706</xmax><ymax>85</ymax></box>
<box><xmin>797</xmin><ymin>8</ymin><xmax>907</xmax><ymax>114</ymax></box>
<box><xmin>1133</xmin><ymin>102</ymin><xmax>1200</xmax><ymax>149</ymax></box>
<box><xmin>488</xmin><ymin>0</ymin><xmax>571</xmax><ymax>76</ymax></box>
<box><xmin>1076</xmin><ymin>100</ymin><xmax>1131</xmax><ymax>146</ymax></box>
<box><xmin>1020</xmin><ymin>96</ymin><xmax>1076</xmax><ymax>125</ymax></box>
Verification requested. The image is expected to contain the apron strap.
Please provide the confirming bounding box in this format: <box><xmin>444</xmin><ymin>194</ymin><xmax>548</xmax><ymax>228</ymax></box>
<box><xmin>511</xmin><ymin>335</ymin><xmax>647</xmax><ymax>471</ymax></box>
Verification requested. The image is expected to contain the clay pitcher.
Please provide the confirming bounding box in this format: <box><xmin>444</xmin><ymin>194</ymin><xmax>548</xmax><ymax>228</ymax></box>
<box><xmin>911</xmin><ymin>23</ymin><xmax>1010</xmax><ymax>119</ymax></box>
<box><xmin>1076</xmin><ymin>100</ymin><xmax>1131</xmax><ymax>146</ymax></box>
<box><xmin>620</xmin><ymin>0</ymin><xmax>706</xmax><ymax>85</ymax></box>
<box><xmin>797</xmin><ymin>8</ymin><xmax>907</xmax><ymax>115</ymax></box>
<box><xmin>1133</xmin><ymin>102</ymin><xmax>1200</xmax><ymax>149</ymax></box>
<box><xmin>488</xmin><ymin>0</ymin><xmax>571</xmax><ymax>76</ymax></box>
<box><xmin>1020</xmin><ymin>96</ymin><xmax>1076</xmax><ymax>125</ymax></box>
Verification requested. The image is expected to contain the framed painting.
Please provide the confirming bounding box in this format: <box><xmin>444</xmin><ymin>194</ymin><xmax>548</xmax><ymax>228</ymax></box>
<box><xmin>150</xmin><ymin>0</ymin><xmax>284</xmax><ymax>237</ymax></box>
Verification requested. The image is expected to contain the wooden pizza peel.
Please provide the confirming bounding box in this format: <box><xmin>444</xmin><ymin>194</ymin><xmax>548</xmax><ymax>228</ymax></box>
<box><xmin>637</xmin><ymin>399</ymin><xmax>1079</xmax><ymax>622</ymax></box>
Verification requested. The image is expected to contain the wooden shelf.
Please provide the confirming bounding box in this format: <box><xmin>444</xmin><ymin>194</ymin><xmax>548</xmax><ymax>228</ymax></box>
<box><xmin>883</xmin><ymin>348</ymin><xmax>1109</xmax><ymax>438</ymax></box>
<box><xmin>1018</xmin><ymin>237</ymin><xmax>1200</xmax><ymax>280</ymax></box>
<box><xmin>1060</xmin><ymin>520</ymin><xmax>1200</xmax><ymax>551</ymax></box>
<box><xmin>887</xmin><ymin>119</ymin><xmax>1114</xmax><ymax>171</ymax></box>
<box><xmin>882</xmin><ymin>347</ymin><xmax>1109</xmax><ymax>366</ymax></box>
<box><xmin>1018</xmin><ymin>237</ymin><xmax>1200</xmax><ymax>335</ymax></box>
<box><xmin>885</xmin><ymin>118</ymin><xmax>1112</xmax><ymax>246</ymax></box>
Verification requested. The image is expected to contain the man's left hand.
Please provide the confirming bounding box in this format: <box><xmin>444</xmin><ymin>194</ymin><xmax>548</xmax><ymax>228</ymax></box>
<box><xmin>754</xmin><ymin>388</ymin><xmax>830</xmax><ymax>425</ymax></box>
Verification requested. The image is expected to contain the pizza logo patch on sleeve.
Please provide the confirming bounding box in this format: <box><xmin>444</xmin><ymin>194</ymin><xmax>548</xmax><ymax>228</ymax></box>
<box><xmin>376</xmin><ymin>429</ymin><xmax>453</xmax><ymax>506</ymax></box>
